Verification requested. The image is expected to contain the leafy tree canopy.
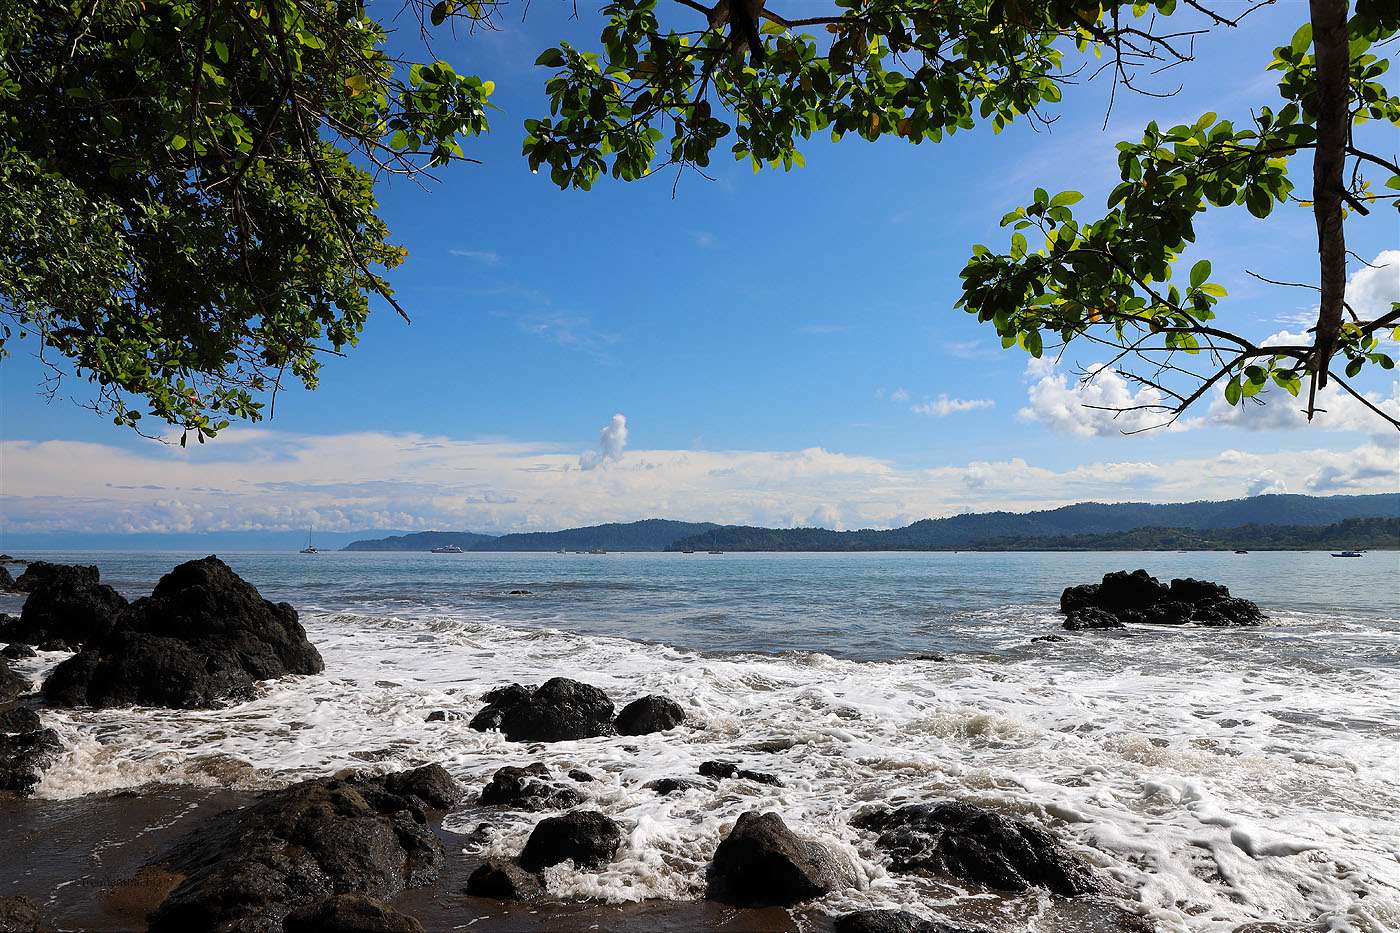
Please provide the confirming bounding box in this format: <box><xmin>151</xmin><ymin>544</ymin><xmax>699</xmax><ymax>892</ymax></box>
<box><xmin>524</xmin><ymin>0</ymin><xmax>1400</xmax><ymax>429</ymax></box>
<box><xmin>3</xmin><ymin>0</ymin><xmax>1397</xmax><ymax>437</ymax></box>
<box><xmin>0</xmin><ymin>0</ymin><xmax>492</xmax><ymax>439</ymax></box>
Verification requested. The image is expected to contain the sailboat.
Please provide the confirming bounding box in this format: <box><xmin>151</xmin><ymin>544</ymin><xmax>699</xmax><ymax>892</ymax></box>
<box><xmin>300</xmin><ymin>528</ymin><xmax>320</xmax><ymax>554</ymax></box>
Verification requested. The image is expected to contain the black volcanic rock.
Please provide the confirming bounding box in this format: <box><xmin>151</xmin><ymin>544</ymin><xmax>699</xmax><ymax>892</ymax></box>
<box><xmin>3</xmin><ymin>564</ymin><xmax>127</xmax><ymax>647</ymax></box>
<box><xmin>478</xmin><ymin>763</ymin><xmax>583</xmax><ymax>811</ymax></box>
<box><xmin>381</xmin><ymin>763</ymin><xmax>464</xmax><ymax>810</ymax></box>
<box><xmin>0</xmin><ymin>644</ymin><xmax>36</xmax><ymax>660</ymax></box>
<box><xmin>469</xmin><ymin>678</ymin><xmax>615</xmax><ymax>742</ymax></box>
<box><xmin>1062</xmin><ymin>607</ymin><xmax>1125</xmax><ymax>631</ymax></box>
<box><xmin>1058</xmin><ymin>570</ymin><xmax>1263</xmax><ymax>632</ymax></box>
<box><xmin>465</xmin><ymin>859</ymin><xmax>546</xmax><ymax>900</ymax></box>
<box><xmin>0</xmin><ymin>566</ymin><xmax>13</xmax><ymax>591</ymax></box>
<box><xmin>854</xmin><ymin>801</ymin><xmax>1098</xmax><ymax>896</ymax></box>
<box><xmin>0</xmin><ymin>708</ymin><xmax>42</xmax><ymax>734</ymax></box>
<box><xmin>0</xmin><ymin>663</ymin><xmax>31</xmax><ymax>702</ymax></box>
<box><xmin>283</xmin><ymin>894</ymin><xmax>426</xmax><ymax>932</ymax></box>
<box><xmin>834</xmin><ymin>911</ymin><xmax>991</xmax><ymax>933</ymax></box>
<box><xmin>0</xmin><ymin>728</ymin><xmax>61</xmax><ymax>795</ymax></box>
<box><xmin>646</xmin><ymin>777</ymin><xmax>705</xmax><ymax>796</ymax></box>
<box><xmin>146</xmin><ymin>768</ymin><xmax>454</xmax><ymax>932</ymax></box>
<box><xmin>614</xmin><ymin>695</ymin><xmax>685</xmax><ymax>735</ymax></box>
<box><xmin>518</xmin><ymin>810</ymin><xmax>624</xmax><ymax>873</ymax></box>
<box><xmin>10</xmin><ymin>561</ymin><xmax>98</xmax><ymax>593</ymax></box>
<box><xmin>0</xmin><ymin>896</ymin><xmax>42</xmax><ymax>932</ymax></box>
<box><xmin>708</xmin><ymin>811</ymin><xmax>854</xmax><ymax>907</ymax></box>
<box><xmin>698</xmin><ymin>760</ymin><xmax>783</xmax><ymax>786</ymax></box>
<box><xmin>42</xmin><ymin>556</ymin><xmax>323</xmax><ymax>709</ymax></box>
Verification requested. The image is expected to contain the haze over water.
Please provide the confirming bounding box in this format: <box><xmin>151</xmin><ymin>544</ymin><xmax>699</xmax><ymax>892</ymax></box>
<box><xmin>3</xmin><ymin>549</ymin><xmax>1396</xmax><ymax>931</ymax></box>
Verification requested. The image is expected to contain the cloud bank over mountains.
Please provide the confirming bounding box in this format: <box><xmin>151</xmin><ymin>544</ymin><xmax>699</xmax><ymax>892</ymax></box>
<box><xmin>4</xmin><ymin>426</ymin><xmax>1394</xmax><ymax>538</ymax></box>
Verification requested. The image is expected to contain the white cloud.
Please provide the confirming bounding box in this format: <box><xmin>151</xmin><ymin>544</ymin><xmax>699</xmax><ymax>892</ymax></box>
<box><xmin>910</xmin><ymin>395</ymin><xmax>995</xmax><ymax>417</ymax></box>
<box><xmin>1020</xmin><ymin>362</ymin><xmax>1198</xmax><ymax>436</ymax></box>
<box><xmin>449</xmin><ymin>248</ymin><xmax>501</xmax><ymax>263</ymax></box>
<box><xmin>889</xmin><ymin>388</ymin><xmax>910</xmax><ymax>403</ymax></box>
<box><xmin>1206</xmin><ymin>382</ymin><xmax>1399</xmax><ymax>438</ymax></box>
<box><xmin>1349</xmin><ymin>249</ymin><xmax>1399</xmax><ymax>320</ymax></box>
<box><xmin>580</xmin><ymin>414</ymin><xmax>628</xmax><ymax>470</ymax></box>
<box><xmin>516</xmin><ymin>310</ymin><xmax>617</xmax><ymax>360</ymax></box>
<box><xmin>4</xmin><ymin>430</ymin><xmax>1395</xmax><ymax>538</ymax></box>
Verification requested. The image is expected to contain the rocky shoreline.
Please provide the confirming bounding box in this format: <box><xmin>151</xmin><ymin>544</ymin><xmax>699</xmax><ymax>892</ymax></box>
<box><xmin>0</xmin><ymin>557</ymin><xmax>1271</xmax><ymax>931</ymax></box>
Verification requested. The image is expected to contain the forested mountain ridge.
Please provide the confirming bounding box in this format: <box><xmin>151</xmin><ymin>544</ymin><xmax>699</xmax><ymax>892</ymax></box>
<box><xmin>475</xmin><ymin>520</ymin><xmax>719</xmax><ymax>552</ymax></box>
<box><xmin>342</xmin><ymin>531</ymin><xmax>498</xmax><ymax>551</ymax></box>
<box><xmin>665</xmin><ymin>494</ymin><xmax>1400</xmax><ymax>551</ymax></box>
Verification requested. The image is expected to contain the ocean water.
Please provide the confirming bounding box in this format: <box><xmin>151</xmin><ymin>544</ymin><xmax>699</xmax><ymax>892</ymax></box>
<box><xmin>2</xmin><ymin>550</ymin><xmax>1397</xmax><ymax>931</ymax></box>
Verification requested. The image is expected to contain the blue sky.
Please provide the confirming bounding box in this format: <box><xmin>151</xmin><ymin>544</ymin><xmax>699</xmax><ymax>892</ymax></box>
<box><xmin>2</xmin><ymin>1</ymin><xmax>1397</xmax><ymax>541</ymax></box>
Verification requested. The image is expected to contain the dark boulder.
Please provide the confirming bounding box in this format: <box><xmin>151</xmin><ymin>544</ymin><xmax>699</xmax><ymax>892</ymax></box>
<box><xmin>1062</xmin><ymin>607</ymin><xmax>1124</xmax><ymax>632</ymax></box>
<box><xmin>646</xmin><ymin>777</ymin><xmax>705</xmax><ymax>796</ymax></box>
<box><xmin>518</xmin><ymin>810</ymin><xmax>624</xmax><ymax>873</ymax></box>
<box><xmin>381</xmin><ymin>763</ymin><xmax>464</xmax><ymax>810</ymax></box>
<box><xmin>0</xmin><ymin>896</ymin><xmax>42</xmax><ymax>932</ymax></box>
<box><xmin>568</xmin><ymin>769</ymin><xmax>596</xmax><ymax>783</ymax></box>
<box><xmin>469</xmin><ymin>678</ymin><xmax>615</xmax><ymax>743</ymax></box>
<box><xmin>0</xmin><ymin>644</ymin><xmax>35</xmax><ymax>660</ymax></box>
<box><xmin>0</xmin><ymin>708</ymin><xmax>42</xmax><ymax>733</ymax></box>
<box><xmin>283</xmin><ymin>894</ymin><xmax>426</xmax><ymax>933</ymax></box>
<box><xmin>465</xmin><ymin>859</ymin><xmax>546</xmax><ymax>900</ymax></box>
<box><xmin>479</xmin><ymin>763</ymin><xmax>583</xmax><ymax>811</ymax></box>
<box><xmin>698</xmin><ymin>760</ymin><xmax>783</xmax><ymax>786</ymax></box>
<box><xmin>146</xmin><ymin>768</ymin><xmax>454</xmax><ymax>932</ymax></box>
<box><xmin>424</xmin><ymin>710</ymin><xmax>465</xmax><ymax>722</ymax></box>
<box><xmin>854</xmin><ymin>801</ymin><xmax>1098</xmax><ymax>897</ymax></box>
<box><xmin>10</xmin><ymin>561</ymin><xmax>98</xmax><ymax>593</ymax></box>
<box><xmin>708</xmin><ymin>811</ymin><xmax>854</xmax><ymax>907</ymax></box>
<box><xmin>1058</xmin><ymin>570</ymin><xmax>1263</xmax><ymax>632</ymax></box>
<box><xmin>43</xmin><ymin>556</ymin><xmax>323</xmax><ymax>709</ymax></box>
<box><xmin>1059</xmin><ymin>583</ymin><xmax>1100</xmax><ymax>614</ymax></box>
<box><xmin>35</xmin><ymin>639</ymin><xmax>71</xmax><ymax>653</ymax></box>
<box><xmin>1096</xmin><ymin>570</ymin><xmax>1169</xmax><ymax>611</ymax></box>
<box><xmin>0</xmin><ymin>663</ymin><xmax>31</xmax><ymax>702</ymax></box>
<box><xmin>5</xmin><ymin>566</ymin><xmax>128</xmax><ymax>647</ymax></box>
<box><xmin>0</xmin><ymin>567</ymin><xmax>12</xmax><ymax>591</ymax></box>
<box><xmin>0</xmin><ymin>728</ymin><xmax>62</xmax><ymax>795</ymax></box>
<box><xmin>614</xmin><ymin>695</ymin><xmax>685</xmax><ymax>735</ymax></box>
<box><xmin>834</xmin><ymin>910</ymin><xmax>990</xmax><ymax>933</ymax></box>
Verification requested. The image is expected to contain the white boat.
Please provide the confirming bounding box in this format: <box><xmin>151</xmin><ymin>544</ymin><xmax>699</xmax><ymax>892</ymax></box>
<box><xmin>300</xmin><ymin>529</ymin><xmax>319</xmax><ymax>554</ymax></box>
<box><xmin>1331</xmin><ymin>551</ymin><xmax>1363</xmax><ymax>558</ymax></box>
<box><xmin>430</xmin><ymin>544</ymin><xmax>464</xmax><ymax>554</ymax></box>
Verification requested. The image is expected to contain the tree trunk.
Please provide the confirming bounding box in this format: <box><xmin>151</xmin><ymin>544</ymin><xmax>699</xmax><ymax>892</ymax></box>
<box><xmin>1308</xmin><ymin>0</ymin><xmax>1349</xmax><ymax>411</ymax></box>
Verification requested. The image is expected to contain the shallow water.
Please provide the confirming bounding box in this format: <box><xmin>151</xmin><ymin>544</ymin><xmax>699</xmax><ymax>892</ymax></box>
<box><xmin>1</xmin><ymin>550</ymin><xmax>1396</xmax><ymax>931</ymax></box>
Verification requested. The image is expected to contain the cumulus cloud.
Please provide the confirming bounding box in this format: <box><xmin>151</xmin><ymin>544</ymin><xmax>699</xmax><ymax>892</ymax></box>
<box><xmin>3</xmin><ymin>429</ymin><xmax>1396</xmax><ymax>538</ymax></box>
<box><xmin>910</xmin><ymin>395</ymin><xmax>995</xmax><ymax>417</ymax></box>
<box><xmin>580</xmin><ymin>414</ymin><xmax>628</xmax><ymax>470</ymax></box>
<box><xmin>1019</xmin><ymin>362</ymin><xmax>1197</xmax><ymax>436</ymax></box>
<box><xmin>889</xmin><ymin>388</ymin><xmax>910</xmax><ymax>403</ymax></box>
<box><xmin>1349</xmin><ymin>249</ymin><xmax>1399</xmax><ymax>320</ymax></box>
<box><xmin>1207</xmin><ymin>382</ymin><xmax>1399</xmax><ymax>437</ymax></box>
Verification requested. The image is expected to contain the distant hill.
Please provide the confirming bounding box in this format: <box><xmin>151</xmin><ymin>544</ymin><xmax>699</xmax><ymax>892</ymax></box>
<box><xmin>342</xmin><ymin>531</ymin><xmax>498</xmax><ymax>552</ymax></box>
<box><xmin>475</xmin><ymin>519</ymin><xmax>719</xmax><ymax>552</ymax></box>
<box><xmin>665</xmin><ymin>494</ymin><xmax>1400</xmax><ymax>551</ymax></box>
<box><xmin>955</xmin><ymin>517</ymin><xmax>1399</xmax><ymax>551</ymax></box>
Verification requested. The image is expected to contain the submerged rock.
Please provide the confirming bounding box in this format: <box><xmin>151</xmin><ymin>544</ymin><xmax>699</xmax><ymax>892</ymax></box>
<box><xmin>478</xmin><ymin>763</ymin><xmax>583</xmax><ymax>811</ymax></box>
<box><xmin>0</xmin><ymin>728</ymin><xmax>62</xmax><ymax>795</ymax></box>
<box><xmin>146</xmin><ymin>767</ymin><xmax>455</xmax><ymax>932</ymax></box>
<box><xmin>698</xmin><ymin>760</ymin><xmax>784</xmax><ymax>786</ymax></box>
<box><xmin>469</xmin><ymin>678</ymin><xmax>615</xmax><ymax>742</ymax></box>
<box><xmin>465</xmin><ymin>859</ymin><xmax>546</xmax><ymax>901</ymax></box>
<box><xmin>0</xmin><ymin>896</ymin><xmax>42</xmax><ymax>932</ymax></box>
<box><xmin>283</xmin><ymin>894</ymin><xmax>426</xmax><ymax>933</ymax></box>
<box><xmin>43</xmin><ymin>556</ymin><xmax>323</xmax><ymax>709</ymax></box>
<box><xmin>1059</xmin><ymin>570</ymin><xmax>1263</xmax><ymax>632</ymax></box>
<box><xmin>854</xmin><ymin>801</ymin><xmax>1098</xmax><ymax>897</ymax></box>
<box><xmin>646</xmin><ymin>777</ymin><xmax>705</xmax><ymax>796</ymax></box>
<box><xmin>0</xmin><ymin>663</ymin><xmax>31</xmax><ymax>702</ymax></box>
<box><xmin>0</xmin><ymin>644</ymin><xmax>36</xmax><ymax>660</ymax></box>
<box><xmin>614</xmin><ymin>695</ymin><xmax>685</xmax><ymax>735</ymax></box>
<box><xmin>708</xmin><ymin>811</ymin><xmax>854</xmax><ymax>907</ymax></box>
<box><xmin>518</xmin><ymin>810</ymin><xmax>624</xmax><ymax>873</ymax></box>
<box><xmin>834</xmin><ymin>910</ymin><xmax>990</xmax><ymax>933</ymax></box>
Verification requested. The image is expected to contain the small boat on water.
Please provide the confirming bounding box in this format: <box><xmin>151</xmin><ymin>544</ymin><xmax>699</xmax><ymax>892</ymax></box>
<box><xmin>682</xmin><ymin>549</ymin><xmax>695</xmax><ymax>554</ymax></box>
<box><xmin>300</xmin><ymin>529</ymin><xmax>319</xmax><ymax>554</ymax></box>
<box><xmin>1331</xmin><ymin>551</ymin><xmax>1363</xmax><ymax>558</ymax></box>
<box><xmin>430</xmin><ymin>544</ymin><xmax>463</xmax><ymax>554</ymax></box>
<box><xmin>589</xmin><ymin>548</ymin><xmax>606</xmax><ymax>555</ymax></box>
<box><xmin>558</xmin><ymin>548</ymin><xmax>567</xmax><ymax>554</ymax></box>
<box><xmin>708</xmin><ymin>550</ymin><xmax>724</xmax><ymax>555</ymax></box>
<box><xmin>1234</xmin><ymin>549</ymin><xmax>1248</xmax><ymax>554</ymax></box>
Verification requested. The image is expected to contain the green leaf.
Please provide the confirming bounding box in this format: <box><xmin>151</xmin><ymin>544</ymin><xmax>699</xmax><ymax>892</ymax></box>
<box><xmin>1189</xmin><ymin>259</ymin><xmax>1211</xmax><ymax>289</ymax></box>
<box><xmin>1225</xmin><ymin>376</ymin><xmax>1242</xmax><ymax>406</ymax></box>
<box><xmin>1049</xmin><ymin>190</ymin><xmax>1083</xmax><ymax>207</ymax></box>
<box><xmin>1290</xmin><ymin>23</ymin><xmax>1312</xmax><ymax>55</ymax></box>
